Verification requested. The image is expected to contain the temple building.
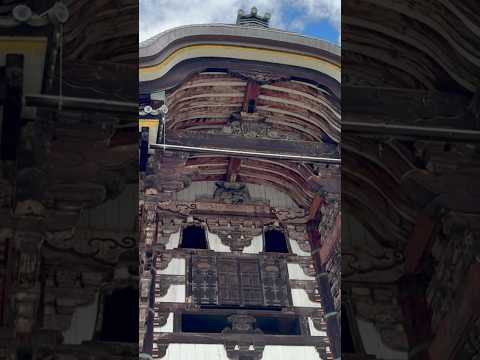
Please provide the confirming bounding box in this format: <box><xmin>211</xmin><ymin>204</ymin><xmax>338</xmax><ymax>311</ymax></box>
<box><xmin>0</xmin><ymin>1</ymin><xmax>138</xmax><ymax>359</ymax></box>
<box><xmin>342</xmin><ymin>1</ymin><xmax>480</xmax><ymax>360</ymax></box>
<box><xmin>139</xmin><ymin>7</ymin><xmax>341</xmax><ymax>360</ymax></box>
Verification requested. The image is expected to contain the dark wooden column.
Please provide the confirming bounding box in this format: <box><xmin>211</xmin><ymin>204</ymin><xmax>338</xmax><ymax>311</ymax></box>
<box><xmin>1</xmin><ymin>54</ymin><xmax>24</xmax><ymax>174</ymax></box>
<box><xmin>307</xmin><ymin>216</ymin><xmax>340</xmax><ymax>359</ymax></box>
<box><xmin>397</xmin><ymin>212</ymin><xmax>435</xmax><ymax>360</ymax></box>
<box><xmin>398</xmin><ymin>274</ymin><xmax>432</xmax><ymax>360</ymax></box>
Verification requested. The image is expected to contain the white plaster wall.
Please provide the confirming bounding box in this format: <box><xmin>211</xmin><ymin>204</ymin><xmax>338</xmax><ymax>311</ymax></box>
<box><xmin>247</xmin><ymin>183</ymin><xmax>298</xmax><ymax>208</ymax></box>
<box><xmin>357</xmin><ymin>319</ymin><xmax>407</xmax><ymax>360</ymax></box>
<box><xmin>159</xmin><ymin>258</ymin><xmax>185</xmax><ymax>275</ymax></box>
<box><xmin>242</xmin><ymin>234</ymin><xmax>263</xmax><ymax>254</ymax></box>
<box><xmin>172</xmin><ymin>181</ymin><xmax>299</xmax><ymax>208</ymax></box>
<box><xmin>263</xmin><ymin>346</ymin><xmax>322</xmax><ymax>360</ymax></box>
<box><xmin>308</xmin><ymin>317</ymin><xmax>327</xmax><ymax>336</ymax></box>
<box><xmin>287</xmin><ymin>263</ymin><xmax>316</xmax><ymax>281</ymax></box>
<box><xmin>62</xmin><ymin>293</ymin><xmax>99</xmax><ymax>344</ymax></box>
<box><xmin>159</xmin><ymin>345</ymin><xmax>322</xmax><ymax>360</ymax></box>
<box><xmin>174</xmin><ymin>182</ymin><xmax>216</xmax><ymax>201</ymax></box>
<box><xmin>78</xmin><ymin>184</ymin><xmax>137</xmax><ymax>231</ymax></box>
<box><xmin>154</xmin><ymin>312</ymin><xmax>174</xmax><ymax>333</ymax></box>
<box><xmin>291</xmin><ymin>289</ymin><xmax>321</xmax><ymax>308</ymax></box>
<box><xmin>207</xmin><ymin>231</ymin><xmax>231</xmax><ymax>252</ymax></box>
<box><xmin>289</xmin><ymin>238</ymin><xmax>311</xmax><ymax>256</ymax></box>
<box><xmin>165</xmin><ymin>231</ymin><xmax>180</xmax><ymax>250</ymax></box>
<box><xmin>156</xmin><ymin>284</ymin><xmax>185</xmax><ymax>303</ymax></box>
<box><xmin>160</xmin><ymin>344</ymin><xmax>227</xmax><ymax>360</ymax></box>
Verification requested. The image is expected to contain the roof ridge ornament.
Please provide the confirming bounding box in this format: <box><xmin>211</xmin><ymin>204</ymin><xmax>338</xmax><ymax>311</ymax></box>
<box><xmin>236</xmin><ymin>6</ymin><xmax>271</xmax><ymax>28</ymax></box>
<box><xmin>1</xmin><ymin>2</ymin><xmax>69</xmax><ymax>28</ymax></box>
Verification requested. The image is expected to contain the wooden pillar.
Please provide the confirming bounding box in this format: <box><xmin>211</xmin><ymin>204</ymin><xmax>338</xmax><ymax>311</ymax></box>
<box><xmin>398</xmin><ymin>274</ymin><xmax>432</xmax><ymax>360</ymax></box>
<box><xmin>139</xmin><ymin>127</ymin><xmax>149</xmax><ymax>172</ymax></box>
<box><xmin>307</xmin><ymin>220</ymin><xmax>341</xmax><ymax>359</ymax></box>
<box><xmin>398</xmin><ymin>213</ymin><xmax>434</xmax><ymax>360</ymax></box>
<box><xmin>242</xmin><ymin>81</ymin><xmax>260</xmax><ymax>113</ymax></box>
<box><xmin>1</xmin><ymin>54</ymin><xmax>24</xmax><ymax>181</ymax></box>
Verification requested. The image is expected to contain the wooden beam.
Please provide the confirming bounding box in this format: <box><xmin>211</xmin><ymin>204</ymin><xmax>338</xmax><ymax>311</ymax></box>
<box><xmin>343</xmin><ymin>86</ymin><xmax>470</xmax><ymax>119</ymax></box>
<box><xmin>226</xmin><ymin>158</ymin><xmax>242</xmax><ymax>182</ymax></box>
<box><xmin>158</xmin><ymin>132</ymin><xmax>340</xmax><ymax>161</ymax></box>
<box><xmin>308</xmin><ymin>194</ymin><xmax>324</xmax><ymax>220</ymax></box>
<box><xmin>343</xmin><ymin>86</ymin><xmax>480</xmax><ymax>140</ymax></box>
<box><xmin>150</xmin><ymin>199</ymin><xmax>275</xmax><ymax>219</ymax></box>
<box><xmin>24</xmin><ymin>94</ymin><xmax>137</xmax><ymax>115</ymax></box>
<box><xmin>154</xmin><ymin>332</ymin><xmax>327</xmax><ymax>346</ymax></box>
<box><xmin>242</xmin><ymin>80</ymin><xmax>261</xmax><ymax>113</ymax></box>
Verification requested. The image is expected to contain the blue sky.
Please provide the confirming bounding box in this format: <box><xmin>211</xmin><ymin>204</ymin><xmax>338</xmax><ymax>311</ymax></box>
<box><xmin>140</xmin><ymin>0</ymin><xmax>340</xmax><ymax>45</ymax></box>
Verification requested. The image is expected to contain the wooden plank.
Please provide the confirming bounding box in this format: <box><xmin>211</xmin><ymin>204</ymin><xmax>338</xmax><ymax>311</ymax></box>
<box><xmin>343</xmin><ymin>86</ymin><xmax>480</xmax><ymax>140</ymax></box>
<box><xmin>160</xmin><ymin>132</ymin><xmax>340</xmax><ymax>160</ymax></box>
<box><xmin>153</xmin><ymin>332</ymin><xmax>327</xmax><ymax>346</ymax></box>
<box><xmin>226</xmin><ymin>158</ymin><xmax>242</xmax><ymax>182</ymax></box>
<box><xmin>343</xmin><ymin>86</ymin><xmax>469</xmax><ymax>120</ymax></box>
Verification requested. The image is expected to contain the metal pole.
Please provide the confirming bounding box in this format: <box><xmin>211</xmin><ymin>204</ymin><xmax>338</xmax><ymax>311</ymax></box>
<box><xmin>343</xmin><ymin>121</ymin><xmax>480</xmax><ymax>141</ymax></box>
<box><xmin>149</xmin><ymin>143</ymin><xmax>341</xmax><ymax>163</ymax></box>
<box><xmin>24</xmin><ymin>94</ymin><xmax>137</xmax><ymax>114</ymax></box>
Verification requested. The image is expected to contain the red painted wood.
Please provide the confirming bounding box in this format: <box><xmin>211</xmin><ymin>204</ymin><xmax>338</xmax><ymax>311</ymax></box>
<box><xmin>320</xmin><ymin>214</ymin><xmax>341</xmax><ymax>265</ymax></box>
<box><xmin>405</xmin><ymin>213</ymin><xmax>435</xmax><ymax>273</ymax></box>
<box><xmin>429</xmin><ymin>263</ymin><xmax>480</xmax><ymax>360</ymax></box>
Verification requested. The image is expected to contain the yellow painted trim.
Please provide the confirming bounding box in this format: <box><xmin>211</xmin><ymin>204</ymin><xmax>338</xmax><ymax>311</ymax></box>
<box><xmin>140</xmin><ymin>44</ymin><xmax>340</xmax><ymax>83</ymax></box>
<box><xmin>0</xmin><ymin>36</ymin><xmax>48</xmax><ymax>55</ymax></box>
<box><xmin>139</xmin><ymin>119</ymin><xmax>160</xmax><ymax>128</ymax></box>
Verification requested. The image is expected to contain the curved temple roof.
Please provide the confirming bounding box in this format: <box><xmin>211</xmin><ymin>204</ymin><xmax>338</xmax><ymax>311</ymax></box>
<box><xmin>139</xmin><ymin>24</ymin><xmax>341</xmax><ymax>97</ymax></box>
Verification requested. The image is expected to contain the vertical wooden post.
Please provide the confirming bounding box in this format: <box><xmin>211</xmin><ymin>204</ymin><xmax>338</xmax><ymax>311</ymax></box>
<box><xmin>398</xmin><ymin>274</ymin><xmax>432</xmax><ymax>360</ymax></box>
<box><xmin>1</xmin><ymin>54</ymin><xmax>24</xmax><ymax>162</ymax></box>
<box><xmin>139</xmin><ymin>127</ymin><xmax>149</xmax><ymax>172</ymax></box>
<box><xmin>307</xmin><ymin>220</ymin><xmax>341</xmax><ymax>359</ymax></box>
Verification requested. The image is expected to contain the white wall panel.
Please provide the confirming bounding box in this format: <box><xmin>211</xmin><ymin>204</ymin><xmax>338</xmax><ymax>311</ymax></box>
<box><xmin>154</xmin><ymin>312</ymin><xmax>174</xmax><ymax>333</ymax></box>
<box><xmin>160</xmin><ymin>344</ymin><xmax>227</xmax><ymax>360</ymax></box>
<box><xmin>157</xmin><ymin>285</ymin><xmax>185</xmax><ymax>303</ymax></box>
<box><xmin>171</xmin><ymin>181</ymin><xmax>299</xmax><ymax>208</ymax></box>
<box><xmin>165</xmin><ymin>231</ymin><xmax>180</xmax><ymax>250</ymax></box>
<box><xmin>207</xmin><ymin>231</ymin><xmax>231</xmax><ymax>252</ymax></box>
<box><xmin>357</xmin><ymin>319</ymin><xmax>407</xmax><ymax>360</ymax></box>
<box><xmin>308</xmin><ymin>317</ymin><xmax>327</xmax><ymax>336</ymax></box>
<box><xmin>62</xmin><ymin>293</ymin><xmax>99</xmax><ymax>344</ymax></box>
<box><xmin>159</xmin><ymin>258</ymin><xmax>185</xmax><ymax>275</ymax></box>
<box><xmin>287</xmin><ymin>263</ymin><xmax>315</xmax><ymax>281</ymax></box>
<box><xmin>291</xmin><ymin>289</ymin><xmax>321</xmax><ymax>308</ymax></box>
<box><xmin>289</xmin><ymin>238</ymin><xmax>311</xmax><ymax>256</ymax></box>
<box><xmin>159</xmin><ymin>345</ymin><xmax>322</xmax><ymax>360</ymax></box>
<box><xmin>263</xmin><ymin>346</ymin><xmax>322</xmax><ymax>360</ymax></box>
<box><xmin>242</xmin><ymin>234</ymin><xmax>263</xmax><ymax>254</ymax></box>
<box><xmin>78</xmin><ymin>184</ymin><xmax>137</xmax><ymax>231</ymax></box>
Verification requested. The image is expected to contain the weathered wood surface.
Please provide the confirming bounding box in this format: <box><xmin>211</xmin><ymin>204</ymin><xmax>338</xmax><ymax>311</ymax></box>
<box><xmin>343</xmin><ymin>86</ymin><xmax>469</xmax><ymax>119</ymax></box>
<box><xmin>154</xmin><ymin>332</ymin><xmax>327</xmax><ymax>345</ymax></box>
<box><xmin>159</xmin><ymin>132</ymin><xmax>340</xmax><ymax>160</ymax></box>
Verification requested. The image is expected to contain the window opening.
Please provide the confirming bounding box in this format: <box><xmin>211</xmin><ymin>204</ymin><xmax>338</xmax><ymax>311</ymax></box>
<box><xmin>180</xmin><ymin>225</ymin><xmax>208</xmax><ymax>249</ymax></box>
<box><xmin>99</xmin><ymin>287</ymin><xmax>138</xmax><ymax>342</ymax></box>
<box><xmin>264</xmin><ymin>229</ymin><xmax>289</xmax><ymax>253</ymax></box>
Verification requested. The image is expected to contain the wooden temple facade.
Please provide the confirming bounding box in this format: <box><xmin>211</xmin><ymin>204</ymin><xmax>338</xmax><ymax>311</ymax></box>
<box><xmin>138</xmin><ymin>8</ymin><xmax>341</xmax><ymax>360</ymax></box>
<box><xmin>0</xmin><ymin>1</ymin><xmax>138</xmax><ymax>359</ymax></box>
<box><xmin>342</xmin><ymin>1</ymin><xmax>480</xmax><ymax>360</ymax></box>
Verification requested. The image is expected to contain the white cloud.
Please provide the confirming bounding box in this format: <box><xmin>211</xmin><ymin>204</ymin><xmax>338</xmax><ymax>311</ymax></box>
<box><xmin>139</xmin><ymin>0</ymin><xmax>340</xmax><ymax>43</ymax></box>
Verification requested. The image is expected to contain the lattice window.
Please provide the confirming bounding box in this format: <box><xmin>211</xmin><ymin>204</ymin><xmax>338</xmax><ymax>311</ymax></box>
<box><xmin>191</xmin><ymin>255</ymin><xmax>218</xmax><ymax>304</ymax></box>
<box><xmin>190</xmin><ymin>255</ymin><xmax>290</xmax><ymax>307</ymax></box>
